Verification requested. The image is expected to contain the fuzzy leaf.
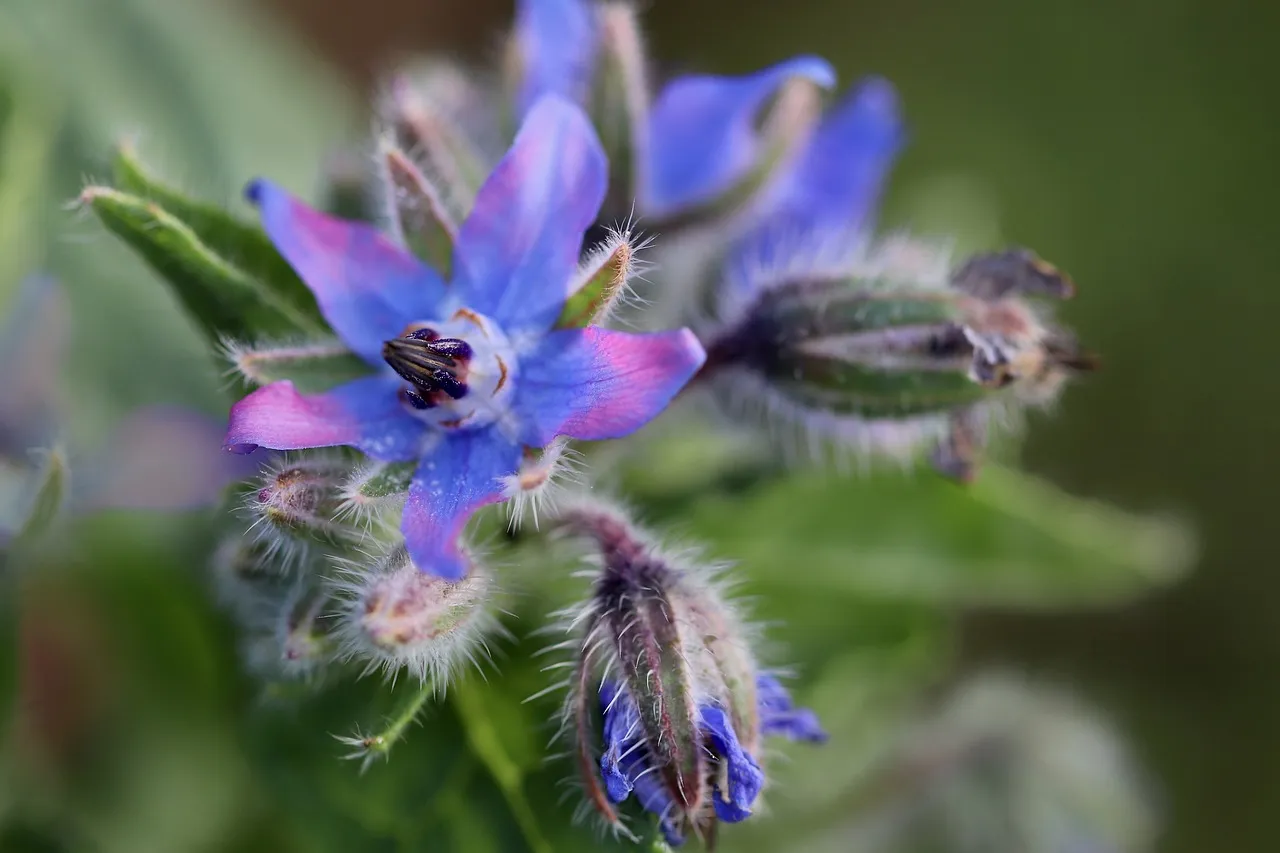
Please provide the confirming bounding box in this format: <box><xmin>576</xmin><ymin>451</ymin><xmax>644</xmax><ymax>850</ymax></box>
<box><xmin>111</xmin><ymin>144</ymin><xmax>326</xmax><ymax>329</ymax></box>
<box><xmin>83</xmin><ymin>186</ymin><xmax>326</xmax><ymax>344</ymax></box>
<box><xmin>556</xmin><ymin>236</ymin><xmax>634</xmax><ymax>328</ymax></box>
<box><xmin>226</xmin><ymin>340</ymin><xmax>372</xmax><ymax>393</ymax></box>
<box><xmin>668</xmin><ymin>464</ymin><xmax>1194</xmax><ymax>609</ymax></box>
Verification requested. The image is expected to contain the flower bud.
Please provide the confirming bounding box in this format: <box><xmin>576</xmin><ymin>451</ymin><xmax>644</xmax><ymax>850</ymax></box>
<box><xmin>334</xmin><ymin>543</ymin><xmax>498</xmax><ymax>683</ymax></box>
<box><xmin>244</xmin><ymin>583</ymin><xmax>336</xmax><ymax>682</ymax></box>
<box><xmin>844</xmin><ymin>674</ymin><xmax>1156</xmax><ymax>853</ymax></box>
<box><xmin>244</xmin><ymin>454</ymin><xmax>361</xmax><ymax>566</ymax></box>
<box><xmin>704</xmin><ymin>238</ymin><xmax>1096</xmax><ymax>478</ymax></box>
<box><xmin>553</xmin><ymin>501</ymin><xmax>824</xmax><ymax>845</ymax></box>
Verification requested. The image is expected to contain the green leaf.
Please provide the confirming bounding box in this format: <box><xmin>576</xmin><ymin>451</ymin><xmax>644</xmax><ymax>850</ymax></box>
<box><xmin>110</xmin><ymin>143</ymin><xmax>327</xmax><ymax>331</ymax></box>
<box><xmin>225</xmin><ymin>339</ymin><xmax>372</xmax><ymax>393</ymax></box>
<box><xmin>673</xmin><ymin>464</ymin><xmax>1195</xmax><ymax>609</ymax></box>
<box><xmin>11</xmin><ymin>447</ymin><xmax>67</xmax><ymax>551</ymax></box>
<box><xmin>83</xmin><ymin>185</ymin><xmax>327</xmax><ymax>343</ymax></box>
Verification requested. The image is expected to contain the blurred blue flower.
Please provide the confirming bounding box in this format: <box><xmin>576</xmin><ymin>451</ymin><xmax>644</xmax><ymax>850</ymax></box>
<box><xmin>225</xmin><ymin>97</ymin><xmax>705</xmax><ymax>580</ymax></box>
<box><xmin>514</xmin><ymin>0</ymin><xmax>834</xmax><ymax>219</ymax></box>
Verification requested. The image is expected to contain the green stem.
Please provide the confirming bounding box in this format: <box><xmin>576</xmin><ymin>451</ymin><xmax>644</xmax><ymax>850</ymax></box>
<box><xmin>450</xmin><ymin>679</ymin><xmax>552</xmax><ymax>853</ymax></box>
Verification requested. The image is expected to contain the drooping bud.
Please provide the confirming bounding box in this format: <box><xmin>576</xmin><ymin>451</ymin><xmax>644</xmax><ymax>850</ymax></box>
<box><xmin>551</xmin><ymin>500</ymin><xmax>824</xmax><ymax>845</ymax></box>
<box><xmin>333</xmin><ymin>543</ymin><xmax>498</xmax><ymax>683</ymax></box>
<box><xmin>243</xmin><ymin>454</ymin><xmax>362</xmax><ymax>565</ymax></box>
<box><xmin>701</xmin><ymin>237</ymin><xmax>1096</xmax><ymax>479</ymax></box>
<box><xmin>840</xmin><ymin>674</ymin><xmax>1156</xmax><ymax>853</ymax></box>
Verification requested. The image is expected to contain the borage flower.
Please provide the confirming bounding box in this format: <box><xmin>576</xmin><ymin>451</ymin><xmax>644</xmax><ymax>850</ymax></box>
<box><xmin>387</xmin><ymin>0</ymin><xmax>834</xmax><ymax>234</ymax></box>
<box><xmin>553</xmin><ymin>501</ymin><xmax>824</xmax><ymax>845</ymax></box>
<box><xmin>224</xmin><ymin>97</ymin><xmax>705</xmax><ymax>579</ymax></box>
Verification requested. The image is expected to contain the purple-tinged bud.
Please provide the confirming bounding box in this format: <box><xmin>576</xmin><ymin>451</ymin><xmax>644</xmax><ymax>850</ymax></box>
<box><xmin>702</xmin><ymin>237</ymin><xmax>1096</xmax><ymax>479</ymax></box>
<box><xmin>333</xmin><ymin>543</ymin><xmax>498</xmax><ymax>683</ymax></box>
<box><xmin>551</xmin><ymin>501</ymin><xmax>824</xmax><ymax>845</ymax></box>
<box><xmin>244</xmin><ymin>454</ymin><xmax>360</xmax><ymax>565</ymax></box>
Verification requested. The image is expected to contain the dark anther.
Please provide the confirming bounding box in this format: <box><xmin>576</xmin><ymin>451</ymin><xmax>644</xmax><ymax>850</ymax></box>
<box><xmin>383</xmin><ymin>333</ymin><xmax>473</xmax><ymax>402</ymax></box>
<box><xmin>400</xmin><ymin>388</ymin><xmax>434</xmax><ymax>410</ymax></box>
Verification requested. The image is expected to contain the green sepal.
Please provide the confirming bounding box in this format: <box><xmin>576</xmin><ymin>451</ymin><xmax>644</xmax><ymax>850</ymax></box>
<box><xmin>226</xmin><ymin>339</ymin><xmax>373</xmax><ymax>393</ymax></box>
<box><xmin>349</xmin><ymin>461</ymin><xmax>416</xmax><ymax>502</ymax></box>
<box><xmin>379</xmin><ymin>138</ymin><xmax>457</xmax><ymax>277</ymax></box>
<box><xmin>84</xmin><ymin>185</ymin><xmax>327</xmax><ymax>344</ymax></box>
<box><xmin>555</xmin><ymin>235</ymin><xmax>633</xmax><ymax>328</ymax></box>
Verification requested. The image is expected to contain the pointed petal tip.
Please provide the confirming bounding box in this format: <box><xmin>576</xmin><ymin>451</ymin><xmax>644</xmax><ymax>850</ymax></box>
<box><xmin>785</xmin><ymin>54</ymin><xmax>838</xmax><ymax>89</ymax></box>
<box><xmin>224</xmin><ymin>442</ymin><xmax>260</xmax><ymax>455</ymax></box>
<box><xmin>243</xmin><ymin>178</ymin><xmax>267</xmax><ymax>206</ymax></box>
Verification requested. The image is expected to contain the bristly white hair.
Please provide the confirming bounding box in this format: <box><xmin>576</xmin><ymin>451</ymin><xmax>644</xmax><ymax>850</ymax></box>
<box><xmin>218</xmin><ymin>336</ymin><xmax>356</xmax><ymax>393</ymax></box>
<box><xmin>501</xmin><ymin>437</ymin><xmax>587</xmax><ymax>532</ymax></box>
<box><xmin>327</xmin><ymin>541</ymin><xmax>504</xmax><ymax>689</ymax></box>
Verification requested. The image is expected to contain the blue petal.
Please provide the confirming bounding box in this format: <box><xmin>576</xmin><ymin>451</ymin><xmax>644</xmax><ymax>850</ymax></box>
<box><xmin>598</xmin><ymin>682</ymin><xmax>684</xmax><ymax>844</ymax></box>
<box><xmin>642</xmin><ymin>56</ymin><xmax>835</xmax><ymax>219</ymax></box>
<box><xmin>756</xmin><ymin>674</ymin><xmax>828</xmax><ymax>743</ymax></box>
<box><xmin>756</xmin><ymin>76</ymin><xmax>904</xmax><ymax>238</ymax></box>
<box><xmin>514</xmin><ymin>0</ymin><xmax>598</xmax><ymax>118</ymax></box>
<box><xmin>224</xmin><ymin>376</ymin><xmax>425</xmax><ymax>461</ymax></box>
<box><xmin>452</xmin><ymin>96</ymin><xmax>606</xmax><ymax>335</ymax></box>
<box><xmin>699</xmin><ymin>704</ymin><xmax>765</xmax><ymax>823</ymax></box>
<box><xmin>401</xmin><ymin>428</ymin><xmax>522</xmax><ymax>580</ymax></box>
<box><xmin>248</xmin><ymin>180</ymin><xmax>449</xmax><ymax>364</ymax></box>
<box><xmin>512</xmin><ymin>327</ymin><xmax>704</xmax><ymax>447</ymax></box>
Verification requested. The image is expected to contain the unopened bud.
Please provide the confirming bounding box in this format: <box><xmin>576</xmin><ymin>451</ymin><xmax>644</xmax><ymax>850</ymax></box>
<box><xmin>552</xmin><ymin>501</ymin><xmax>823</xmax><ymax>845</ymax></box>
<box><xmin>245</xmin><ymin>455</ymin><xmax>360</xmax><ymax>565</ymax></box>
<box><xmin>245</xmin><ymin>583</ymin><xmax>336</xmax><ymax>682</ymax></box>
<box><xmin>334</xmin><ymin>544</ymin><xmax>497</xmax><ymax>683</ymax></box>
<box><xmin>703</xmin><ymin>238</ymin><xmax>1095</xmax><ymax>479</ymax></box>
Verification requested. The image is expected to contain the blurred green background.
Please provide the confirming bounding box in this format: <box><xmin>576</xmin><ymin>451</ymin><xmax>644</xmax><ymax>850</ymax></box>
<box><xmin>1</xmin><ymin>0</ymin><xmax>1274</xmax><ymax>851</ymax></box>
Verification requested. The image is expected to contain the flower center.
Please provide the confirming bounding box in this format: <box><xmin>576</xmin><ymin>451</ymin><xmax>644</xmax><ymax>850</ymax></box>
<box><xmin>382</xmin><ymin>309</ymin><xmax>517</xmax><ymax>431</ymax></box>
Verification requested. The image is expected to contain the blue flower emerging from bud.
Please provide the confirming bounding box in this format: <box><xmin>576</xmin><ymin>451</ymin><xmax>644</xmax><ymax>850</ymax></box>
<box><xmin>224</xmin><ymin>97</ymin><xmax>705</xmax><ymax>580</ymax></box>
<box><xmin>555</xmin><ymin>503</ymin><xmax>824</xmax><ymax>845</ymax></box>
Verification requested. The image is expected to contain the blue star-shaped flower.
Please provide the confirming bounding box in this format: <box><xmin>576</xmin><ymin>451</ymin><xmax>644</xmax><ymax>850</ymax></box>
<box><xmin>224</xmin><ymin>97</ymin><xmax>705</xmax><ymax>579</ymax></box>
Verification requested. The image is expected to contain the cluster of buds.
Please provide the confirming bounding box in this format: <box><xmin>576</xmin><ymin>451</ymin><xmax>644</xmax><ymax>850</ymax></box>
<box><xmin>840</xmin><ymin>675</ymin><xmax>1156</xmax><ymax>853</ymax></box>
<box><xmin>210</xmin><ymin>451</ymin><xmax>497</xmax><ymax>691</ymax></box>
<box><xmin>702</xmin><ymin>240</ymin><xmax>1096</xmax><ymax>479</ymax></box>
<box><xmin>549</xmin><ymin>500</ymin><xmax>825</xmax><ymax>846</ymax></box>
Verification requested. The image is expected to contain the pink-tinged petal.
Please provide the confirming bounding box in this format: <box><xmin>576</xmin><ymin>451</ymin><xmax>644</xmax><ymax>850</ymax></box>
<box><xmin>758</xmin><ymin>77</ymin><xmax>903</xmax><ymax>238</ymax></box>
<box><xmin>514</xmin><ymin>0</ymin><xmax>598</xmax><ymax>118</ymax></box>
<box><xmin>79</xmin><ymin>406</ymin><xmax>258</xmax><ymax>512</ymax></box>
<box><xmin>402</xmin><ymin>429</ymin><xmax>521</xmax><ymax>580</ymax></box>
<box><xmin>224</xmin><ymin>377</ymin><xmax>423</xmax><ymax>462</ymax></box>
<box><xmin>513</xmin><ymin>327</ymin><xmax>706</xmax><ymax>446</ymax></box>
<box><xmin>453</xmin><ymin>96</ymin><xmax>606</xmax><ymax>334</ymax></box>
<box><xmin>248</xmin><ymin>180</ymin><xmax>447</xmax><ymax>363</ymax></box>
<box><xmin>641</xmin><ymin>56</ymin><xmax>835</xmax><ymax>219</ymax></box>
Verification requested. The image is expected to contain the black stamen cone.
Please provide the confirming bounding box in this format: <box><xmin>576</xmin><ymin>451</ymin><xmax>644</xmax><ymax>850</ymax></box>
<box><xmin>383</xmin><ymin>334</ymin><xmax>472</xmax><ymax>399</ymax></box>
